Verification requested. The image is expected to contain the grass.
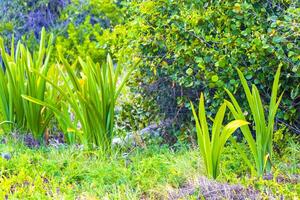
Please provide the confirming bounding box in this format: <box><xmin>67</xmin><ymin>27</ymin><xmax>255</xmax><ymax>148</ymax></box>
<box><xmin>0</xmin><ymin>135</ymin><xmax>298</xmax><ymax>199</ymax></box>
<box><xmin>220</xmin><ymin>137</ymin><xmax>300</xmax><ymax>199</ymax></box>
<box><xmin>0</xmin><ymin>140</ymin><xmax>203</xmax><ymax>199</ymax></box>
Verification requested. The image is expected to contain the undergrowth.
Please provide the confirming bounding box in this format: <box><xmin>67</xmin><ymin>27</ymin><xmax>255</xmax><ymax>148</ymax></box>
<box><xmin>0</xmin><ymin>140</ymin><xmax>202</xmax><ymax>199</ymax></box>
<box><xmin>0</xmin><ymin>135</ymin><xmax>298</xmax><ymax>199</ymax></box>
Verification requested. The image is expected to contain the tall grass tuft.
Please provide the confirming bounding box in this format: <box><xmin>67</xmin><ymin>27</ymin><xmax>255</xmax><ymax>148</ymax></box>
<box><xmin>24</xmin><ymin>54</ymin><xmax>138</xmax><ymax>151</ymax></box>
<box><xmin>0</xmin><ymin>28</ymin><xmax>55</xmax><ymax>140</ymax></box>
<box><xmin>225</xmin><ymin>67</ymin><xmax>283</xmax><ymax>176</ymax></box>
<box><xmin>190</xmin><ymin>93</ymin><xmax>249</xmax><ymax>179</ymax></box>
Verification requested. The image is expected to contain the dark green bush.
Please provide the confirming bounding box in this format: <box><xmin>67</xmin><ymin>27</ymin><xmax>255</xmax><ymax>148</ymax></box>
<box><xmin>123</xmin><ymin>0</ymin><xmax>299</xmax><ymax>133</ymax></box>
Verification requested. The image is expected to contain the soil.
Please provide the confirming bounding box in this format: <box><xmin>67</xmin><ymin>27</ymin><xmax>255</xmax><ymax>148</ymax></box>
<box><xmin>168</xmin><ymin>176</ymin><xmax>260</xmax><ymax>200</ymax></box>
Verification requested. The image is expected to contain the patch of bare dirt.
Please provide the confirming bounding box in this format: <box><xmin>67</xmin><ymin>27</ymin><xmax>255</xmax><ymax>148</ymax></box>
<box><xmin>168</xmin><ymin>176</ymin><xmax>260</xmax><ymax>200</ymax></box>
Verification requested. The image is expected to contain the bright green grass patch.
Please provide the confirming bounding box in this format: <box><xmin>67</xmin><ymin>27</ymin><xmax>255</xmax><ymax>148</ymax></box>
<box><xmin>0</xmin><ymin>142</ymin><xmax>203</xmax><ymax>199</ymax></box>
<box><xmin>0</xmin><ymin>137</ymin><xmax>298</xmax><ymax>199</ymax></box>
<box><xmin>220</xmin><ymin>137</ymin><xmax>300</xmax><ymax>199</ymax></box>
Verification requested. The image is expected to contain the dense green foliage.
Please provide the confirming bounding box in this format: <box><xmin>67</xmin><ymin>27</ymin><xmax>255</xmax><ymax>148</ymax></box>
<box><xmin>0</xmin><ymin>1</ymin><xmax>299</xmax><ymax>198</ymax></box>
<box><xmin>124</xmin><ymin>0</ymin><xmax>299</xmax><ymax>131</ymax></box>
<box><xmin>56</xmin><ymin>0</ymin><xmax>125</xmax><ymax>62</ymax></box>
<box><xmin>1</xmin><ymin>0</ymin><xmax>298</xmax><ymax>133</ymax></box>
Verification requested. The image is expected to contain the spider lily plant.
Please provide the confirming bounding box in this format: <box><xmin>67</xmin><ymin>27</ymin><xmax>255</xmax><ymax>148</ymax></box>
<box><xmin>0</xmin><ymin>36</ymin><xmax>25</xmax><ymax>129</ymax></box>
<box><xmin>225</xmin><ymin>67</ymin><xmax>283</xmax><ymax>176</ymax></box>
<box><xmin>0</xmin><ymin>28</ymin><xmax>55</xmax><ymax>140</ymax></box>
<box><xmin>190</xmin><ymin>93</ymin><xmax>249</xmax><ymax>179</ymax></box>
<box><xmin>23</xmin><ymin>54</ymin><xmax>138</xmax><ymax>152</ymax></box>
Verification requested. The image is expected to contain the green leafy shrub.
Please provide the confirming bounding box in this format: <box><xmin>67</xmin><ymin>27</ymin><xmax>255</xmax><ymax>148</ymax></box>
<box><xmin>225</xmin><ymin>67</ymin><xmax>282</xmax><ymax>176</ymax></box>
<box><xmin>0</xmin><ymin>28</ymin><xmax>57</xmax><ymax>140</ymax></box>
<box><xmin>55</xmin><ymin>0</ymin><xmax>125</xmax><ymax>62</ymax></box>
<box><xmin>190</xmin><ymin>93</ymin><xmax>248</xmax><ymax>179</ymax></box>
<box><xmin>124</xmin><ymin>0</ymin><xmax>299</xmax><ymax>134</ymax></box>
<box><xmin>115</xmin><ymin>86</ymin><xmax>159</xmax><ymax>134</ymax></box>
